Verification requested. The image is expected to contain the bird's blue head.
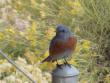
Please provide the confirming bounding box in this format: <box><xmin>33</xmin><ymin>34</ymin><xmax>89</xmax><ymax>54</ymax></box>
<box><xmin>56</xmin><ymin>24</ymin><xmax>70</xmax><ymax>33</ymax></box>
<box><xmin>56</xmin><ymin>24</ymin><xmax>72</xmax><ymax>37</ymax></box>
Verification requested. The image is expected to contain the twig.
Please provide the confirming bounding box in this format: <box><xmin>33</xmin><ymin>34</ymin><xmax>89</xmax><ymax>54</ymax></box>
<box><xmin>0</xmin><ymin>50</ymin><xmax>36</xmax><ymax>83</ymax></box>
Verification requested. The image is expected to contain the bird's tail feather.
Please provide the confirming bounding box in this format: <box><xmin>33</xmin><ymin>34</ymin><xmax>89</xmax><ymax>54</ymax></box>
<box><xmin>41</xmin><ymin>56</ymin><xmax>52</xmax><ymax>63</ymax></box>
<box><xmin>36</xmin><ymin>56</ymin><xmax>52</xmax><ymax>67</ymax></box>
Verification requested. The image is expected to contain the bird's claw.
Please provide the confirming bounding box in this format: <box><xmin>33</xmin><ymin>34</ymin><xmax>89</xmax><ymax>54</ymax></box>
<box><xmin>64</xmin><ymin>62</ymin><xmax>71</xmax><ymax>68</ymax></box>
<box><xmin>67</xmin><ymin>64</ymin><xmax>71</xmax><ymax>68</ymax></box>
<box><xmin>57</xmin><ymin>64</ymin><xmax>62</xmax><ymax>69</ymax></box>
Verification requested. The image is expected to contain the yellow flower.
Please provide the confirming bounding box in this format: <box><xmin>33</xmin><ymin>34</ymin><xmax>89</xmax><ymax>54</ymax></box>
<box><xmin>73</xmin><ymin>1</ymin><xmax>81</xmax><ymax>7</ymax></box>
<box><xmin>71</xmin><ymin>10</ymin><xmax>78</xmax><ymax>15</ymax></box>
<box><xmin>7</xmin><ymin>28</ymin><xmax>15</xmax><ymax>34</ymax></box>
<box><xmin>44</xmin><ymin>51</ymin><xmax>49</xmax><ymax>57</ymax></box>
<box><xmin>45</xmin><ymin>28</ymin><xmax>55</xmax><ymax>39</ymax></box>
<box><xmin>0</xmin><ymin>33</ymin><xmax>4</xmax><ymax>40</ymax></box>
<box><xmin>31</xmin><ymin>0</ymin><xmax>36</xmax><ymax>7</ymax></box>
<box><xmin>30</xmin><ymin>22</ymin><xmax>37</xmax><ymax>33</ymax></box>
<box><xmin>82</xmin><ymin>40</ymin><xmax>91</xmax><ymax>49</ymax></box>
<box><xmin>105</xmin><ymin>74</ymin><xmax>110</xmax><ymax>83</ymax></box>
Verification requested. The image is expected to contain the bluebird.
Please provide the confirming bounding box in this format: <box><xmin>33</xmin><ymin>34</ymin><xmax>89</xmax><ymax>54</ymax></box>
<box><xmin>41</xmin><ymin>25</ymin><xmax>77</xmax><ymax>66</ymax></box>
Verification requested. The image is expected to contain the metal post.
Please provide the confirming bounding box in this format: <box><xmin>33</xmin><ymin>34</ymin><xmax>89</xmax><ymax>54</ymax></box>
<box><xmin>52</xmin><ymin>64</ymin><xmax>79</xmax><ymax>83</ymax></box>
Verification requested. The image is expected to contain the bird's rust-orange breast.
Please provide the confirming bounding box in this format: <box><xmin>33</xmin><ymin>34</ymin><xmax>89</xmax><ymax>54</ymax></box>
<box><xmin>67</xmin><ymin>37</ymin><xmax>77</xmax><ymax>50</ymax></box>
<box><xmin>49</xmin><ymin>36</ymin><xmax>77</xmax><ymax>56</ymax></box>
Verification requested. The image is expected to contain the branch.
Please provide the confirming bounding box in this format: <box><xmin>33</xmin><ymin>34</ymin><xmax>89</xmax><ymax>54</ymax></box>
<box><xmin>0</xmin><ymin>50</ymin><xmax>36</xmax><ymax>83</ymax></box>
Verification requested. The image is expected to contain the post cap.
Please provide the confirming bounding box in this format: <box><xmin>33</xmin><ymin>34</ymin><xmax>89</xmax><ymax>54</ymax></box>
<box><xmin>52</xmin><ymin>64</ymin><xmax>79</xmax><ymax>77</ymax></box>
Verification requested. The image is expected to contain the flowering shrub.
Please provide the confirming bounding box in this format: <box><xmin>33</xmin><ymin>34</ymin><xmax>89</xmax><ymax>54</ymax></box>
<box><xmin>0</xmin><ymin>57</ymin><xmax>51</xmax><ymax>83</ymax></box>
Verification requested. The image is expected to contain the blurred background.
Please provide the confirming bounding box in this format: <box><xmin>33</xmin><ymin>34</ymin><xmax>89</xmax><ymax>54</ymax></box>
<box><xmin>0</xmin><ymin>0</ymin><xmax>110</xmax><ymax>83</ymax></box>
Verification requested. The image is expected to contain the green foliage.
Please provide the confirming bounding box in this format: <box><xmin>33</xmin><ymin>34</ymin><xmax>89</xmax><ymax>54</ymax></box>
<box><xmin>75</xmin><ymin>0</ymin><xmax>110</xmax><ymax>82</ymax></box>
<box><xmin>77</xmin><ymin>0</ymin><xmax>110</xmax><ymax>58</ymax></box>
<box><xmin>0</xmin><ymin>0</ymin><xmax>110</xmax><ymax>83</ymax></box>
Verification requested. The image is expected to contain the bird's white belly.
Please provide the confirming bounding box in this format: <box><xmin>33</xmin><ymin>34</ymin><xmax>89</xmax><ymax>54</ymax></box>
<box><xmin>52</xmin><ymin>50</ymin><xmax>73</xmax><ymax>60</ymax></box>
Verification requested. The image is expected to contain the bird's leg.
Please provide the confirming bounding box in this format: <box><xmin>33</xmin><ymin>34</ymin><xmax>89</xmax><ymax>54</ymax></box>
<box><xmin>64</xmin><ymin>59</ymin><xmax>71</xmax><ymax>67</ymax></box>
<box><xmin>56</xmin><ymin>60</ymin><xmax>59</xmax><ymax>65</ymax></box>
<box><xmin>64</xmin><ymin>59</ymin><xmax>68</xmax><ymax>64</ymax></box>
<box><xmin>56</xmin><ymin>60</ymin><xmax>62</xmax><ymax>69</ymax></box>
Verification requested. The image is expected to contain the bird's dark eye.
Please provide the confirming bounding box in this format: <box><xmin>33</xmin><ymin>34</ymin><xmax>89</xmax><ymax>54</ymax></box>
<box><xmin>61</xmin><ymin>30</ymin><xmax>65</xmax><ymax>32</ymax></box>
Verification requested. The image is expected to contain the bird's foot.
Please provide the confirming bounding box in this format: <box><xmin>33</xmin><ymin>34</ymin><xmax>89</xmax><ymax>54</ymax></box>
<box><xmin>67</xmin><ymin>64</ymin><xmax>71</xmax><ymax>68</ymax></box>
<box><xmin>64</xmin><ymin>62</ymin><xmax>71</xmax><ymax>68</ymax></box>
<box><xmin>57</xmin><ymin>64</ymin><xmax>62</xmax><ymax>69</ymax></box>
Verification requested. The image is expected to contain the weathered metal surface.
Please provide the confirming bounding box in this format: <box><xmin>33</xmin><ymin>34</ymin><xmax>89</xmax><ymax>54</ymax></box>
<box><xmin>52</xmin><ymin>64</ymin><xmax>79</xmax><ymax>83</ymax></box>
